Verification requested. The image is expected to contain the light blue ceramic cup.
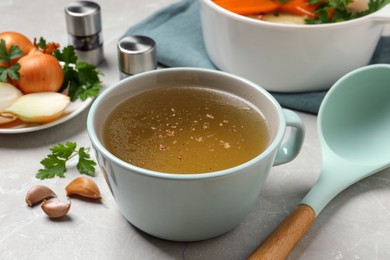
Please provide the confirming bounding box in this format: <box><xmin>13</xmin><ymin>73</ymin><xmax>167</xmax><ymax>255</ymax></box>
<box><xmin>87</xmin><ymin>68</ymin><xmax>305</xmax><ymax>241</ymax></box>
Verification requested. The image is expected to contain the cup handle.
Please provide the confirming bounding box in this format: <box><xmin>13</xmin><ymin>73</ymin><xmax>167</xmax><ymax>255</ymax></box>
<box><xmin>273</xmin><ymin>109</ymin><xmax>305</xmax><ymax>166</ymax></box>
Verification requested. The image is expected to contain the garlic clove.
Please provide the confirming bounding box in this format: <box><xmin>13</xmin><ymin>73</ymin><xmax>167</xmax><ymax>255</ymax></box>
<box><xmin>41</xmin><ymin>198</ymin><xmax>71</xmax><ymax>219</ymax></box>
<box><xmin>65</xmin><ymin>176</ymin><xmax>101</xmax><ymax>200</ymax></box>
<box><xmin>25</xmin><ymin>185</ymin><xmax>57</xmax><ymax>207</ymax></box>
<box><xmin>3</xmin><ymin>92</ymin><xmax>70</xmax><ymax>123</ymax></box>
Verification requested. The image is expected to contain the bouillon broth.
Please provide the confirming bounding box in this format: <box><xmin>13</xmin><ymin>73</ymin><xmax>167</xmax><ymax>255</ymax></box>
<box><xmin>103</xmin><ymin>85</ymin><xmax>270</xmax><ymax>174</ymax></box>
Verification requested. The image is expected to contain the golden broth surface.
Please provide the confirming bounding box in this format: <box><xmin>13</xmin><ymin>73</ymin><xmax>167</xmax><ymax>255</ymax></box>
<box><xmin>103</xmin><ymin>86</ymin><xmax>270</xmax><ymax>174</ymax></box>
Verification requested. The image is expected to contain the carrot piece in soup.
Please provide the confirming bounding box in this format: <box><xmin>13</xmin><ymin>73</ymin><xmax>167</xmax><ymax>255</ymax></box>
<box><xmin>213</xmin><ymin>0</ymin><xmax>279</xmax><ymax>15</ymax></box>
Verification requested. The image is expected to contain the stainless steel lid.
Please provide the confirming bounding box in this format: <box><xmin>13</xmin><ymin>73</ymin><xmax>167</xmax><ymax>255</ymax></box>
<box><xmin>117</xmin><ymin>36</ymin><xmax>157</xmax><ymax>75</ymax></box>
<box><xmin>65</xmin><ymin>1</ymin><xmax>102</xmax><ymax>36</ymax></box>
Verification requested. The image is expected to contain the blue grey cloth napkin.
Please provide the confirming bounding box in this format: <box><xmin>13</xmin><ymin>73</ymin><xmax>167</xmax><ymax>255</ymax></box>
<box><xmin>124</xmin><ymin>0</ymin><xmax>390</xmax><ymax>114</ymax></box>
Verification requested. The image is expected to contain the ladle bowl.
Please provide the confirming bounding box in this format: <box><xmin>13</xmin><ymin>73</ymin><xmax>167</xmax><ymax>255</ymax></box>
<box><xmin>248</xmin><ymin>64</ymin><xmax>390</xmax><ymax>259</ymax></box>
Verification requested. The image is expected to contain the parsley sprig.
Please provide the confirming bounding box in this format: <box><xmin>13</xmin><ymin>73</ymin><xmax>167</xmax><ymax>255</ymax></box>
<box><xmin>0</xmin><ymin>39</ymin><xmax>22</xmax><ymax>82</ymax></box>
<box><xmin>53</xmin><ymin>45</ymin><xmax>102</xmax><ymax>102</ymax></box>
<box><xmin>36</xmin><ymin>142</ymin><xmax>96</xmax><ymax>179</ymax></box>
<box><xmin>306</xmin><ymin>0</ymin><xmax>390</xmax><ymax>24</ymax></box>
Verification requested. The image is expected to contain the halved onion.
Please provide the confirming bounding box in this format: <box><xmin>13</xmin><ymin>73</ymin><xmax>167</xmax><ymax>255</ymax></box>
<box><xmin>0</xmin><ymin>83</ymin><xmax>23</xmax><ymax>125</ymax></box>
<box><xmin>0</xmin><ymin>113</ymin><xmax>18</xmax><ymax>125</ymax></box>
<box><xmin>0</xmin><ymin>82</ymin><xmax>23</xmax><ymax>109</ymax></box>
<box><xmin>2</xmin><ymin>92</ymin><xmax>70</xmax><ymax>123</ymax></box>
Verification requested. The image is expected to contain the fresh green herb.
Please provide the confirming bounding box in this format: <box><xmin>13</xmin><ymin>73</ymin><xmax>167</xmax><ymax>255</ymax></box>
<box><xmin>36</xmin><ymin>37</ymin><xmax>47</xmax><ymax>50</ymax></box>
<box><xmin>36</xmin><ymin>142</ymin><xmax>96</xmax><ymax>179</ymax></box>
<box><xmin>36</xmin><ymin>37</ymin><xmax>102</xmax><ymax>102</ymax></box>
<box><xmin>0</xmin><ymin>39</ymin><xmax>22</xmax><ymax>82</ymax></box>
<box><xmin>306</xmin><ymin>0</ymin><xmax>390</xmax><ymax>24</ymax></box>
<box><xmin>365</xmin><ymin>0</ymin><xmax>390</xmax><ymax>14</ymax></box>
<box><xmin>53</xmin><ymin>45</ymin><xmax>102</xmax><ymax>102</ymax></box>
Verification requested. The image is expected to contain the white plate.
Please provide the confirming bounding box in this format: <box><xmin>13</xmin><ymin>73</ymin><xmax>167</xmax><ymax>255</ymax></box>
<box><xmin>0</xmin><ymin>97</ymin><xmax>93</xmax><ymax>134</ymax></box>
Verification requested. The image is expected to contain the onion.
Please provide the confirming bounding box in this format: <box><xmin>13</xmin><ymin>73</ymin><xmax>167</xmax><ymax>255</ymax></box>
<box><xmin>0</xmin><ymin>31</ymin><xmax>35</xmax><ymax>66</ymax></box>
<box><xmin>0</xmin><ymin>83</ymin><xmax>23</xmax><ymax>125</ymax></box>
<box><xmin>14</xmin><ymin>51</ymin><xmax>64</xmax><ymax>94</ymax></box>
<box><xmin>0</xmin><ymin>113</ymin><xmax>17</xmax><ymax>125</ymax></box>
<box><xmin>0</xmin><ymin>82</ymin><xmax>23</xmax><ymax>110</ymax></box>
<box><xmin>3</xmin><ymin>92</ymin><xmax>70</xmax><ymax>123</ymax></box>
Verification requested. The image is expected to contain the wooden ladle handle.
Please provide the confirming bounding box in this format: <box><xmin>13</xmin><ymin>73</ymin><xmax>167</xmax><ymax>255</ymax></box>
<box><xmin>248</xmin><ymin>204</ymin><xmax>316</xmax><ymax>260</ymax></box>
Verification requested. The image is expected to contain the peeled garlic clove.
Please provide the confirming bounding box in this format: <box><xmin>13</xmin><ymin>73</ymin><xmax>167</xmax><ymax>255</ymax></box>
<box><xmin>25</xmin><ymin>185</ymin><xmax>57</xmax><ymax>207</ymax></box>
<box><xmin>3</xmin><ymin>92</ymin><xmax>70</xmax><ymax>123</ymax></box>
<box><xmin>41</xmin><ymin>198</ymin><xmax>71</xmax><ymax>219</ymax></box>
<box><xmin>0</xmin><ymin>82</ymin><xmax>23</xmax><ymax>110</ymax></box>
<box><xmin>66</xmin><ymin>176</ymin><xmax>101</xmax><ymax>200</ymax></box>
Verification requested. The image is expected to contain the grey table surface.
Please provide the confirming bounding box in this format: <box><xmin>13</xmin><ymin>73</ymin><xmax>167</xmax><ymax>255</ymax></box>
<box><xmin>1</xmin><ymin>1</ymin><xmax>390</xmax><ymax>259</ymax></box>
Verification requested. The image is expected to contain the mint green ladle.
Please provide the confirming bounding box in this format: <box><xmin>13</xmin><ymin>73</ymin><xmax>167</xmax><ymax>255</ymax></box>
<box><xmin>249</xmin><ymin>64</ymin><xmax>390</xmax><ymax>259</ymax></box>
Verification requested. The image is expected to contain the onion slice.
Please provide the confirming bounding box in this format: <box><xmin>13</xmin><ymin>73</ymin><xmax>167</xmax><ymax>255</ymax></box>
<box><xmin>0</xmin><ymin>113</ymin><xmax>18</xmax><ymax>125</ymax></box>
<box><xmin>3</xmin><ymin>92</ymin><xmax>70</xmax><ymax>123</ymax></box>
<box><xmin>0</xmin><ymin>83</ymin><xmax>23</xmax><ymax>125</ymax></box>
<box><xmin>0</xmin><ymin>82</ymin><xmax>23</xmax><ymax>110</ymax></box>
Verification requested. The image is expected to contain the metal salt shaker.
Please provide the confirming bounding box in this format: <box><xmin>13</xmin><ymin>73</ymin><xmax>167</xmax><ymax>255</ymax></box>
<box><xmin>117</xmin><ymin>35</ymin><xmax>157</xmax><ymax>79</ymax></box>
<box><xmin>65</xmin><ymin>1</ymin><xmax>104</xmax><ymax>66</ymax></box>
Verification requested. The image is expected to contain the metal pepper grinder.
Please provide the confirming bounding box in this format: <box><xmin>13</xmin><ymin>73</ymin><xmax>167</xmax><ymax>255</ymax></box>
<box><xmin>65</xmin><ymin>1</ymin><xmax>104</xmax><ymax>66</ymax></box>
<box><xmin>117</xmin><ymin>35</ymin><xmax>157</xmax><ymax>79</ymax></box>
